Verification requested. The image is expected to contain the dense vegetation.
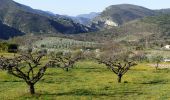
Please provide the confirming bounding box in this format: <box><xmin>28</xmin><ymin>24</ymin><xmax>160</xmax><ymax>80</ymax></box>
<box><xmin>33</xmin><ymin>37</ymin><xmax>99</xmax><ymax>50</ymax></box>
<box><xmin>142</xmin><ymin>14</ymin><xmax>170</xmax><ymax>37</ymax></box>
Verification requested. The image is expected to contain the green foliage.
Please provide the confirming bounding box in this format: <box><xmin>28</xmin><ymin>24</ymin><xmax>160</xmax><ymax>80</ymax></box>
<box><xmin>7</xmin><ymin>44</ymin><xmax>18</xmax><ymax>53</ymax></box>
<box><xmin>33</xmin><ymin>37</ymin><xmax>98</xmax><ymax>50</ymax></box>
<box><xmin>0</xmin><ymin>42</ymin><xmax>8</xmax><ymax>51</ymax></box>
<box><xmin>151</xmin><ymin>55</ymin><xmax>164</xmax><ymax>70</ymax></box>
<box><xmin>142</xmin><ymin>14</ymin><xmax>170</xmax><ymax>36</ymax></box>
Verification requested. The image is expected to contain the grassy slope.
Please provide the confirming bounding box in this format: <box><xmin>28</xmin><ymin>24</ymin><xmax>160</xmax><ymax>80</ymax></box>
<box><xmin>0</xmin><ymin>57</ymin><xmax>170</xmax><ymax>99</ymax></box>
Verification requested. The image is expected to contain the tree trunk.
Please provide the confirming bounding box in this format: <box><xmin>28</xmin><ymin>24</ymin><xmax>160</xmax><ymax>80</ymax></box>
<box><xmin>66</xmin><ymin>68</ymin><xmax>69</xmax><ymax>72</ymax></box>
<box><xmin>29</xmin><ymin>83</ymin><xmax>35</xmax><ymax>94</ymax></box>
<box><xmin>156</xmin><ymin>62</ymin><xmax>159</xmax><ymax>70</ymax></box>
<box><xmin>118</xmin><ymin>74</ymin><xmax>122</xmax><ymax>83</ymax></box>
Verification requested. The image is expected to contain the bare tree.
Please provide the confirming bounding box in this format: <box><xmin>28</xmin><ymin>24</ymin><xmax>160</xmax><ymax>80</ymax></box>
<box><xmin>0</xmin><ymin>51</ymin><xmax>52</xmax><ymax>94</ymax></box>
<box><xmin>0</xmin><ymin>56</ymin><xmax>10</xmax><ymax>70</ymax></box>
<box><xmin>152</xmin><ymin>55</ymin><xmax>163</xmax><ymax>70</ymax></box>
<box><xmin>96</xmin><ymin>43</ymin><xmax>137</xmax><ymax>83</ymax></box>
<box><xmin>98</xmin><ymin>57</ymin><xmax>137</xmax><ymax>83</ymax></box>
<box><xmin>130</xmin><ymin>51</ymin><xmax>148</xmax><ymax>62</ymax></box>
<box><xmin>51</xmin><ymin>51</ymin><xmax>83</xmax><ymax>71</ymax></box>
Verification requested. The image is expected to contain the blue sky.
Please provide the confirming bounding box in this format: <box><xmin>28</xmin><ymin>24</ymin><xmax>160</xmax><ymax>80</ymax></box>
<box><xmin>13</xmin><ymin>0</ymin><xmax>170</xmax><ymax>16</ymax></box>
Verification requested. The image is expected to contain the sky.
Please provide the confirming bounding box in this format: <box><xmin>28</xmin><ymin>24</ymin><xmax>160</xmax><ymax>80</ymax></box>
<box><xmin>13</xmin><ymin>0</ymin><xmax>170</xmax><ymax>16</ymax></box>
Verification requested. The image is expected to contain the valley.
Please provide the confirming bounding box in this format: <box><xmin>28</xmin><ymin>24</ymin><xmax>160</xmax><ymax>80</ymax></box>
<box><xmin>0</xmin><ymin>0</ymin><xmax>170</xmax><ymax>100</ymax></box>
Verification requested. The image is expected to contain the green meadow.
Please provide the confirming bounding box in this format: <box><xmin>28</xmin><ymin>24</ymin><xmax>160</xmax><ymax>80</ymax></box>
<box><xmin>0</xmin><ymin>58</ymin><xmax>170</xmax><ymax>100</ymax></box>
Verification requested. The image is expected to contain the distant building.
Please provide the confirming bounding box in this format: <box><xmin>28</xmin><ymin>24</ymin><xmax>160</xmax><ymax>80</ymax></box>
<box><xmin>164</xmin><ymin>45</ymin><xmax>170</xmax><ymax>50</ymax></box>
<box><xmin>164</xmin><ymin>59</ymin><xmax>170</xmax><ymax>62</ymax></box>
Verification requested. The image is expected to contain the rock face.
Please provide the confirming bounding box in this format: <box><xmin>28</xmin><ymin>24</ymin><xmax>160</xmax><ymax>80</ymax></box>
<box><xmin>105</xmin><ymin>20</ymin><xmax>118</xmax><ymax>26</ymax></box>
<box><xmin>0</xmin><ymin>0</ymin><xmax>93</xmax><ymax>39</ymax></box>
<box><xmin>91</xmin><ymin>4</ymin><xmax>156</xmax><ymax>29</ymax></box>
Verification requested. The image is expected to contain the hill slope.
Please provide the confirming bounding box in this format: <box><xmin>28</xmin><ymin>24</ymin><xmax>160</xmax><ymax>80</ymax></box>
<box><xmin>76</xmin><ymin>14</ymin><xmax>170</xmax><ymax>44</ymax></box>
<box><xmin>0</xmin><ymin>0</ymin><xmax>92</xmax><ymax>37</ymax></box>
<box><xmin>0</xmin><ymin>21</ymin><xmax>24</xmax><ymax>39</ymax></box>
<box><xmin>91</xmin><ymin>4</ymin><xmax>156</xmax><ymax>29</ymax></box>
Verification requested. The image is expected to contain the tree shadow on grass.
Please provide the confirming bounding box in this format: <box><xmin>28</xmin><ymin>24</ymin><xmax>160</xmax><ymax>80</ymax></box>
<box><xmin>0</xmin><ymin>80</ymin><xmax>23</xmax><ymax>82</ymax></box>
<box><xmin>140</xmin><ymin>79</ymin><xmax>167</xmax><ymax>84</ymax></box>
<box><xmin>19</xmin><ymin>89</ymin><xmax>144</xmax><ymax>100</ymax></box>
<box><xmin>38</xmin><ymin>89</ymin><xmax>143</xmax><ymax>97</ymax></box>
<box><xmin>152</xmin><ymin>69</ymin><xmax>170</xmax><ymax>73</ymax></box>
<box><xmin>77</xmin><ymin>67</ymin><xmax>102</xmax><ymax>70</ymax></box>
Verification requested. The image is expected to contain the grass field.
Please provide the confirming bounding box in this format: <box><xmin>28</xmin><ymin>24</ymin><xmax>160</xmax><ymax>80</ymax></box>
<box><xmin>1</xmin><ymin>59</ymin><xmax>170</xmax><ymax>100</ymax></box>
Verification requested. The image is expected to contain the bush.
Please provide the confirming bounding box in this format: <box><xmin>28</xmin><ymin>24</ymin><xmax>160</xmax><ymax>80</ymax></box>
<box><xmin>7</xmin><ymin>44</ymin><xmax>18</xmax><ymax>53</ymax></box>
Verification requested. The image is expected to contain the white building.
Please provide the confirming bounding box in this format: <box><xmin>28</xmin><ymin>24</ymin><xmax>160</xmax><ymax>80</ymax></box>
<box><xmin>164</xmin><ymin>45</ymin><xmax>170</xmax><ymax>50</ymax></box>
<box><xmin>164</xmin><ymin>59</ymin><xmax>170</xmax><ymax>62</ymax></box>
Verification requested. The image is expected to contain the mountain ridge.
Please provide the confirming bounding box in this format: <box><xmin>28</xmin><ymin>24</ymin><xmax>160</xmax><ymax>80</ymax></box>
<box><xmin>91</xmin><ymin>4</ymin><xmax>157</xmax><ymax>29</ymax></box>
<box><xmin>0</xmin><ymin>0</ymin><xmax>93</xmax><ymax>39</ymax></box>
<box><xmin>1</xmin><ymin>1</ymin><xmax>170</xmax><ymax>40</ymax></box>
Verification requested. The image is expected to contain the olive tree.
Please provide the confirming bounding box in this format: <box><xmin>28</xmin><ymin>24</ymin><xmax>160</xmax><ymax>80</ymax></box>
<box><xmin>152</xmin><ymin>55</ymin><xmax>163</xmax><ymax>70</ymax></box>
<box><xmin>0</xmin><ymin>51</ymin><xmax>52</xmax><ymax>94</ymax></box>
